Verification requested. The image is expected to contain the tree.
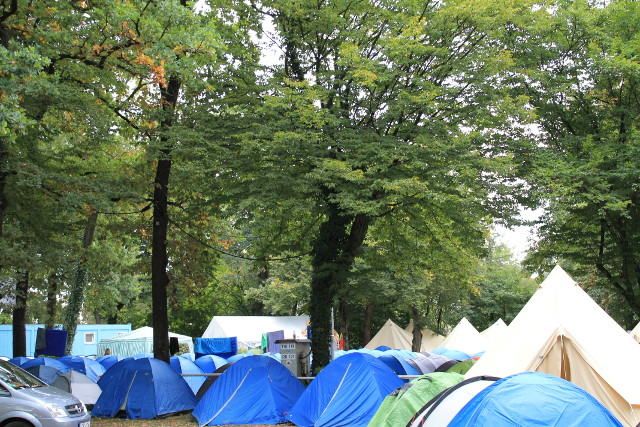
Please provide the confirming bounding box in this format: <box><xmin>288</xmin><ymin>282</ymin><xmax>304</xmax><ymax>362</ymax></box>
<box><xmin>513</xmin><ymin>0</ymin><xmax>640</xmax><ymax>319</ymax></box>
<box><xmin>232</xmin><ymin>0</ymin><xmax>537</xmax><ymax>370</ymax></box>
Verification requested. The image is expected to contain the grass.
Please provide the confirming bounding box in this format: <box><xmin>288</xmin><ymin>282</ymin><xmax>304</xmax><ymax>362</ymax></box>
<box><xmin>90</xmin><ymin>412</ymin><xmax>295</xmax><ymax>427</ymax></box>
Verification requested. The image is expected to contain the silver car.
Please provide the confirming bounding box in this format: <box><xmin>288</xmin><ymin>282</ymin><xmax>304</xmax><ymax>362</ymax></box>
<box><xmin>0</xmin><ymin>359</ymin><xmax>91</xmax><ymax>427</ymax></box>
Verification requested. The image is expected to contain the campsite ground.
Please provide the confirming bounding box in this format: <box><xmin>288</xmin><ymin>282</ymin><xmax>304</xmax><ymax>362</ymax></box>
<box><xmin>91</xmin><ymin>414</ymin><xmax>295</xmax><ymax>426</ymax></box>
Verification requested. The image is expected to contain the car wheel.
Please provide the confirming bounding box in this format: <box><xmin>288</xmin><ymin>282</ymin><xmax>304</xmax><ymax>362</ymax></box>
<box><xmin>4</xmin><ymin>421</ymin><xmax>33</xmax><ymax>427</ymax></box>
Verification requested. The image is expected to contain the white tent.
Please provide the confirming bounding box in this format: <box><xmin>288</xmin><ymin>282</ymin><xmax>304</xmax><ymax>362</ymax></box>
<box><xmin>480</xmin><ymin>318</ymin><xmax>508</xmax><ymax>347</ymax></box>
<box><xmin>365</xmin><ymin>319</ymin><xmax>414</xmax><ymax>350</ymax></box>
<box><xmin>404</xmin><ymin>320</ymin><xmax>446</xmax><ymax>352</ymax></box>
<box><xmin>201</xmin><ymin>315</ymin><xmax>309</xmax><ymax>349</ymax></box>
<box><xmin>440</xmin><ymin>317</ymin><xmax>487</xmax><ymax>357</ymax></box>
<box><xmin>466</xmin><ymin>265</ymin><xmax>640</xmax><ymax>427</ymax></box>
<box><xmin>96</xmin><ymin>326</ymin><xmax>193</xmax><ymax>357</ymax></box>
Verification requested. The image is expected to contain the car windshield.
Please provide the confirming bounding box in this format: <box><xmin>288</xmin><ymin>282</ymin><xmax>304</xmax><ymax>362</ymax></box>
<box><xmin>0</xmin><ymin>360</ymin><xmax>46</xmax><ymax>389</ymax></box>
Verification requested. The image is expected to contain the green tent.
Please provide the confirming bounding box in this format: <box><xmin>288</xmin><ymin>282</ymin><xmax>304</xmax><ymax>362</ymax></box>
<box><xmin>368</xmin><ymin>372</ymin><xmax>464</xmax><ymax>427</ymax></box>
<box><xmin>446</xmin><ymin>359</ymin><xmax>476</xmax><ymax>375</ymax></box>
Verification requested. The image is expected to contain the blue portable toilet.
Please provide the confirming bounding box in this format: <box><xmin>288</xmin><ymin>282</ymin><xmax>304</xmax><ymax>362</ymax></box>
<box><xmin>450</xmin><ymin>371</ymin><xmax>623</xmax><ymax>426</ymax></box>
<box><xmin>92</xmin><ymin>357</ymin><xmax>196</xmax><ymax>419</ymax></box>
<box><xmin>287</xmin><ymin>352</ymin><xmax>403</xmax><ymax>427</ymax></box>
<box><xmin>58</xmin><ymin>355</ymin><xmax>106</xmax><ymax>382</ymax></box>
<box><xmin>193</xmin><ymin>355</ymin><xmax>305</xmax><ymax>426</ymax></box>
<box><xmin>169</xmin><ymin>356</ymin><xmax>206</xmax><ymax>395</ymax></box>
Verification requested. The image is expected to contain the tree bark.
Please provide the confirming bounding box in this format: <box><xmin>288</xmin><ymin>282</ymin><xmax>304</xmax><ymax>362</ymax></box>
<box><xmin>0</xmin><ymin>1</ymin><xmax>18</xmax><ymax>239</ymax></box>
<box><xmin>411</xmin><ymin>305</ymin><xmax>422</xmax><ymax>352</ymax></box>
<box><xmin>363</xmin><ymin>299</ymin><xmax>374</xmax><ymax>345</ymax></box>
<box><xmin>64</xmin><ymin>211</ymin><xmax>98</xmax><ymax>355</ymax></box>
<box><xmin>151</xmin><ymin>71</ymin><xmax>181</xmax><ymax>363</ymax></box>
<box><xmin>12</xmin><ymin>270</ymin><xmax>29</xmax><ymax>357</ymax></box>
<box><xmin>310</xmin><ymin>200</ymin><xmax>351</xmax><ymax>373</ymax></box>
<box><xmin>45</xmin><ymin>273</ymin><xmax>59</xmax><ymax>329</ymax></box>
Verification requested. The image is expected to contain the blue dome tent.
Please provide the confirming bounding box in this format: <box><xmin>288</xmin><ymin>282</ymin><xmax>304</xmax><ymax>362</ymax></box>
<box><xmin>193</xmin><ymin>355</ymin><xmax>304</xmax><ymax>426</ymax></box>
<box><xmin>169</xmin><ymin>356</ymin><xmax>206</xmax><ymax>395</ymax></box>
<box><xmin>194</xmin><ymin>354</ymin><xmax>227</xmax><ymax>373</ymax></box>
<box><xmin>59</xmin><ymin>355</ymin><xmax>106</xmax><ymax>382</ymax></box>
<box><xmin>92</xmin><ymin>357</ymin><xmax>196</xmax><ymax>419</ymax></box>
<box><xmin>20</xmin><ymin>356</ymin><xmax>70</xmax><ymax>373</ymax></box>
<box><xmin>287</xmin><ymin>352</ymin><xmax>403</xmax><ymax>427</ymax></box>
<box><xmin>96</xmin><ymin>355</ymin><xmax>124</xmax><ymax>371</ymax></box>
<box><xmin>450</xmin><ymin>372</ymin><xmax>623</xmax><ymax>426</ymax></box>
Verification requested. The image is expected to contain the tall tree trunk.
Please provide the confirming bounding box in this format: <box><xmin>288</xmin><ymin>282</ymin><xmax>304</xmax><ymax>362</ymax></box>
<box><xmin>363</xmin><ymin>299</ymin><xmax>374</xmax><ymax>345</ymax></box>
<box><xmin>338</xmin><ymin>297</ymin><xmax>349</xmax><ymax>350</ymax></box>
<box><xmin>0</xmin><ymin>0</ymin><xmax>18</xmax><ymax>239</ymax></box>
<box><xmin>310</xmin><ymin>209</ymin><xmax>349</xmax><ymax>373</ymax></box>
<box><xmin>152</xmin><ymin>70</ymin><xmax>182</xmax><ymax>363</ymax></box>
<box><xmin>411</xmin><ymin>305</ymin><xmax>422</xmax><ymax>352</ymax></box>
<box><xmin>64</xmin><ymin>211</ymin><xmax>98</xmax><ymax>355</ymax></box>
<box><xmin>12</xmin><ymin>270</ymin><xmax>29</xmax><ymax>357</ymax></box>
<box><xmin>45</xmin><ymin>273</ymin><xmax>59</xmax><ymax>329</ymax></box>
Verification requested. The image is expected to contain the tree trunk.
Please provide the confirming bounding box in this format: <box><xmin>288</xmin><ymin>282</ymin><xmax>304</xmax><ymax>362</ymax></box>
<box><xmin>310</xmin><ymin>200</ymin><xmax>352</xmax><ymax>373</ymax></box>
<box><xmin>12</xmin><ymin>270</ymin><xmax>29</xmax><ymax>357</ymax></box>
<box><xmin>45</xmin><ymin>273</ymin><xmax>59</xmax><ymax>329</ymax></box>
<box><xmin>411</xmin><ymin>305</ymin><xmax>422</xmax><ymax>352</ymax></box>
<box><xmin>63</xmin><ymin>211</ymin><xmax>98</xmax><ymax>355</ymax></box>
<box><xmin>151</xmin><ymin>71</ymin><xmax>181</xmax><ymax>363</ymax></box>
<box><xmin>363</xmin><ymin>299</ymin><xmax>374</xmax><ymax>345</ymax></box>
<box><xmin>0</xmin><ymin>1</ymin><xmax>17</xmax><ymax>239</ymax></box>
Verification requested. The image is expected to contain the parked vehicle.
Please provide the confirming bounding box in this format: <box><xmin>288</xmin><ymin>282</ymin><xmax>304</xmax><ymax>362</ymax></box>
<box><xmin>0</xmin><ymin>359</ymin><xmax>91</xmax><ymax>427</ymax></box>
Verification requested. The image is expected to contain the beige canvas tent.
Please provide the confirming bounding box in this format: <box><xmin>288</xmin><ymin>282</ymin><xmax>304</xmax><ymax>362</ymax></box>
<box><xmin>480</xmin><ymin>318</ymin><xmax>508</xmax><ymax>347</ymax></box>
<box><xmin>365</xmin><ymin>319</ymin><xmax>415</xmax><ymax>350</ymax></box>
<box><xmin>440</xmin><ymin>317</ymin><xmax>487</xmax><ymax>357</ymax></box>
<box><xmin>404</xmin><ymin>320</ymin><xmax>446</xmax><ymax>352</ymax></box>
<box><xmin>466</xmin><ymin>265</ymin><xmax>640</xmax><ymax>427</ymax></box>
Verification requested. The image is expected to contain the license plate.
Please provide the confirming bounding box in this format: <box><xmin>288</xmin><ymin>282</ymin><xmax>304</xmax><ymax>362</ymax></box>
<box><xmin>79</xmin><ymin>421</ymin><xmax>90</xmax><ymax>427</ymax></box>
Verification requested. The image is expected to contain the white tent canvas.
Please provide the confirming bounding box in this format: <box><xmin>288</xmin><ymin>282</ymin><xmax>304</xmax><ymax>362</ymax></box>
<box><xmin>201</xmin><ymin>315</ymin><xmax>309</xmax><ymax>349</ymax></box>
<box><xmin>466</xmin><ymin>265</ymin><xmax>640</xmax><ymax>427</ymax></box>
<box><xmin>366</xmin><ymin>319</ymin><xmax>414</xmax><ymax>350</ymax></box>
<box><xmin>480</xmin><ymin>318</ymin><xmax>508</xmax><ymax>347</ymax></box>
<box><xmin>440</xmin><ymin>317</ymin><xmax>487</xmax><ymax>357</ymax></box>
<box><xmin>404</xmin><ymin>320</ymin><xmax>446</xmax><ymax>352</ymax></box>
<box><xmin>96</xmin><ymin>326</ymin><xmax>193</xmax><ymax>357</ymax></box>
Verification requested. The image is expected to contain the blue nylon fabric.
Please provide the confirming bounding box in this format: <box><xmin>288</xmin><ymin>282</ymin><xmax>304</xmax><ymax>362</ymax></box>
<box><xmin>287</xmin><ymin>352</ymin><xmax>403</xmax><ymax>427</ymax></box>
<box><xmin>8</xmin><ymin>357</ymin><xmax>31</xmax><ymax>367</ymax></box>
<box><xmin>169</xmin><ymin>356</ymin><xmax>206</xmax><ymax>395</ymax></box>
<box><xmin>195</xmin><ymin>354</ymin><xmax>228</xmax><ymax>373</ymax></box>
<box><xmin>58</xmin><ymin>356</ymin><xmax>106</xmax><ymax>382</ymax></box>
<box><xmin>449</xmin><ymin>371</ymin><xmax>623</xmax><ymax>427</ymax></box>
<box><xmin>96</xmin><ymin>355</ymin><xmax>124</xmax><ymax>371</ymax></box>
<box><xmin>378</xmin><ymin>350</ymin><xmax>421</xmax><ymax>376</ymax></box>
<box><xmin>93</xmin><ymin>357</ymin><xmax>196</xmax><ymax>419</ymax></box>
<box><xmin>193</xmin><ymin>355</ymin><xmax>305</xmax><ymax>426</ymax></box>
<box><xmin>21</xmin><ymin>357</ymin><xmax>70</xmax><ymax>373</ymax></box>
<box><xmin>25</xmin><ymin>365</ymin><xmax>63</xmax><ymax>385</ymax></box>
